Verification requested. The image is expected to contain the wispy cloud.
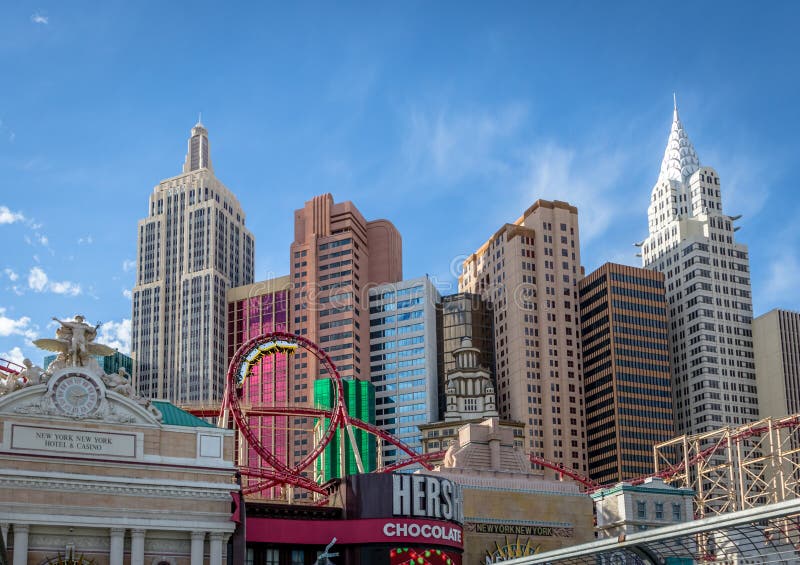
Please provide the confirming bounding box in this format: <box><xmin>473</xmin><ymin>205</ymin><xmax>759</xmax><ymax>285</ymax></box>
<box><xmin>122</xmin><ymin>259</ymin><xmax>136</xmax><ymax>272</ymax></box>
<box><xmin>3</xmin><ymin>268</ymin><xmax>19</xmax><ymax>281</ymax></box>
<box><xmin>122</xmin><ymin>288</ymin><xmax>132</xmax><ymax>299</ymax></box>
<box><xmin>30</xmin><ymin>13</ymin><xmax>49</xmax><ymax>25</ymax></box>
<box><xmin>762</xmin><ymin>255</ymin><xmax>800</xmax><ymax>306</ymax></box>
<box><xmin>27</xmin><ymin>266</ymin><xmax>82</xmax><ymax>296</ymax></box>
<box><xmin>401</xmin><ymin>103</ymin><xmax>527</xmax><ymax>186</ymax></box>
<box><xmin>0</xmin><ymin>308</ymin><xmax>39</xmax><ymax>342</ymax></box>
<box><xmin>0</xmin><ymin>120</ymin><xmax>16</xmax><ymax>143</ymax></box>
<box><xmin>515</xmin><ymin>141</ymin><xmax>634</xmax><ymax>243</ymax></box>
<box><xmin>98</xmin><ymin>319</ymin><xmax>131</xmax><ymax>354</ymax></box>
<box><xmin>0</xmin><ymin>206</ymin><xmax>25</xmax><ymax>225</ymax></box>
<box><xmin>78</xmin><ymin>235</ymin><xmax>94</xmax><ymax>245</ymax></box>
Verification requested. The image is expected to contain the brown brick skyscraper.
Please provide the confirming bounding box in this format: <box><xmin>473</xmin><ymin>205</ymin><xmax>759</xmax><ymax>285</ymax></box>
<box><xmin>288</xmin><ymin>194</ymin><xmax>401</xmax><ymax>494</ymax></box>
<box><xmin>579</xmin><ymin>263</ymin><xmax>673</xmax><ymax>485</ymax></box>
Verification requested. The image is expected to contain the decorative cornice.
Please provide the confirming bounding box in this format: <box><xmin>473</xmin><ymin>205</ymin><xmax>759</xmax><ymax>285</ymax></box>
<box><xmin>0</xmin><ymin>475</ymin><xmax>232</xmax><ymax>501</ymax></box>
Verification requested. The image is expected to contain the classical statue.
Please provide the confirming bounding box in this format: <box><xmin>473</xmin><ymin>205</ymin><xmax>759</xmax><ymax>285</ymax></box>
<box><xmin>19</xmin><ymin>358</ymin><xmax>45</xmax><ymax>387</ymax></box>
<box><xmin>103</xmin><ymin>367</ymin><xmax>135</xmax><ymax>397</ymax></box>
<box><xmin>34</xmin><ymin>315</ymin><xmax>116</xmax><ymax>367</ymax></box>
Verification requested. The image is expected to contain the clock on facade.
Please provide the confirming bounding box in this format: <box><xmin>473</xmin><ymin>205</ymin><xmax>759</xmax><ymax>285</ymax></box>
<box><xmin>52</xmin><ymin>373</ymin><xmax>102</xmax><ymax>418</ymax></box>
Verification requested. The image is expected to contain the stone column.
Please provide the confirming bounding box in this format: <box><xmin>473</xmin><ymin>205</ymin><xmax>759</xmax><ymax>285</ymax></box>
<box><xmin>109</xmin><ymin>528</ymin><xmax>125</xmax><ymax>565</ymax></box>
<box><xmin>208</xmin><ymin>533</ymin><xmax>225</xmax><ymax>565</ymax></box>
<box><xmin>12</xmin><ymin>524</ymin><xmax>29</xmax><ymax>565</ymax></box>
<box><xmin>131</xmin><ymin>529</ymin><xmax>146</xmax><ymax>565</ymax></box>
<box><xmin>190</xmin><ymin>531</ymin><xmax>205</xmax><ymax>565</ymax></box>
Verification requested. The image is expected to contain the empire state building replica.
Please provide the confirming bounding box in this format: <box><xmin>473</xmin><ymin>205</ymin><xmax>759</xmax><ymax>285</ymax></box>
<box><xmin>131</xmin><ymin>121</ymin><xmax>255</xmax><ymax>404</ymax></box>
<box><xmin>639</xmin><ymin>99</ymin><xmax>758</xmax><ymax>436</ymax></box>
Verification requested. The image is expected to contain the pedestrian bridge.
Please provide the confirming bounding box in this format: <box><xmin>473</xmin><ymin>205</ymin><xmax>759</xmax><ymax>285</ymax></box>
<box><xmin>503</xmin><ymin>497</ymin><xmax>800</xmax><ymax>564</ymax></box>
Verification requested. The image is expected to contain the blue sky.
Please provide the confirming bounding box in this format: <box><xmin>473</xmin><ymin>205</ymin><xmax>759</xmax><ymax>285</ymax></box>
<box><xmin>2</xmin><ymin>1</ymin><xmax>799</xmax><ymax>366</ymax></box>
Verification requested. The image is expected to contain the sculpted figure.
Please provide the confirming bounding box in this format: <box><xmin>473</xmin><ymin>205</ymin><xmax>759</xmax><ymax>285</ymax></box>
<box><xmin>1</xmin><ymin>374</ymin><xmax>21</xmax><ymax>395</ymax></box>
<box><xmin>104</xmin><ymin>367</ymin><xmax>135</xmax><ymax>397</ymax></box>
<box><xmin>52</xmin><ymin>315</ymin><xmax>99</xmax><ymax>366</ymax></box>
<box><xmin>19</xmin><ymin>358</ymin><xmax>45</xmax><ymax>387</ymax></box>
<box><xmin>35</xmin><ymin>315</ymin><xmax>115</xmax><ymax>367</ymax></box>
<box><xmin>45</xmin><ymin>352</ymin><xmax>67</xmax><ymax>374</ymax></box>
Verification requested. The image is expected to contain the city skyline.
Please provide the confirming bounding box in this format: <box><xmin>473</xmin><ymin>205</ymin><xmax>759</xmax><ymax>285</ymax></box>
<box><xmin>3</xmin><ymin>2</ymin><xmax>800</xmax><ymax>366</ymax></box>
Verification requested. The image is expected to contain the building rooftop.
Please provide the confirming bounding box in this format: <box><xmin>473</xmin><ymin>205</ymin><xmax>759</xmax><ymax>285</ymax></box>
<box><xmin>151</xmin><ymin>400</ymin><xmax>216</xmax><ymax>428</ymax></box>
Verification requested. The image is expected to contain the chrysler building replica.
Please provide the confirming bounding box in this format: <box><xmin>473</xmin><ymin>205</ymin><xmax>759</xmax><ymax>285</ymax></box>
<box><xmin>131</xmin><ymin>121</ymin><xmax>254</xmax><ymax>404</ymax></box>
<box><xmin>640</xmin><ymin>99</ymin><xmax>757</xmax><ymax>435</ymax></box>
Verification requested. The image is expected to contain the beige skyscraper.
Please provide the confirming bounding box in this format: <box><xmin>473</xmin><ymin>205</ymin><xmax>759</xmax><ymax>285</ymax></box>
<box><xmin>460</xmin><ymin>200</ymin><xmax>586</xmax><ymax>476</ymax></box>
<box><xmin>131</xmin><ymin>122</ymin><xmax>255</xmax><ymax>404</ymax></box>
<box><xmin>754</xmin><ymin>309</ymin><xmax>800</xmax><ymax>419</ymax></box>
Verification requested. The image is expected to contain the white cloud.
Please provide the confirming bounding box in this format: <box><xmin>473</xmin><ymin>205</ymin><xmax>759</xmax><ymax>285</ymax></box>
<box><xmin>78</xmin><ymin>235</ymin><xmax>94</xmax><ymax>245</ymax></box>
<box><xmin>28</xmin><ymin>266</ymin><xmax>48</xmax><ymax>291</ymax></box>
<box><xmin>97</xmin><ymin>319</ymin><xmax>131</xmax><ymax>354</ymax></box>
<box><xmin>27</xmin><ymin>266</ymin><xmax>82</xmax><ymax>296</ymax></box>
<box><xmin>0</xmin><ymin>206</ymin><xmax>25</xmax><ymax>224</ymax></box>
<box><xmin>31</xmin><ymin>13</ymin><xmax>48</xmax><ymax>24</ymax></box>
<box><xmin>4</xmin><ymin>268</ymin><xmax>18</xmax><ymax>281</ymax></box>
<box><xmin>122</xmin><ymin>289</ymin><xmax>132</xmax><ymax>300</ymax></box>
<box><xmin>0</xmin><ymin>346</ymin><xmax>26</xmax><ymax>366</ymax></box>
<box><xmin>49</xmin><ymin>280</ymin><xmax>82</xmax><ymax>296</ymax></box>
<box><xmin>122</xmin><ymin>259</ymin><xmax>136</xmax><ymax>272</ymax></box>
<box><xmin>37</xmin><ymin>233</ymin><xmax>48</xmax><ymax>246</ymax></box>
<box><xmin>0</xmin><ymin>308</ymin><xmax>38</xmax><ymax>342</ymax></box>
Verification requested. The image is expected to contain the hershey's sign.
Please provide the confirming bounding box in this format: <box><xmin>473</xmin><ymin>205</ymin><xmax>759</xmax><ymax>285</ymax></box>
<box><xmin>392</xmin><ymin>474</ymin><xmax>463</xmax><ymax>524</ymax></box>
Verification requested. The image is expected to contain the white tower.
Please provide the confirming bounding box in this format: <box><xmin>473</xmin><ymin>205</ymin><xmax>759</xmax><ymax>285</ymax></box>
<box><xmin>640</xmin><ymin>98</ymin><xmax>757</xmax><ymax>435</ymax></box>
<box><xmin>131</xmin><ymin>122</ymin><xmax>255</xmax><ymax>405</ymax></box>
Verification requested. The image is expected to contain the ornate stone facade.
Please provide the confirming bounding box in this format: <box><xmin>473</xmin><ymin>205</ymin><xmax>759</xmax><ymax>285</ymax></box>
<box><xmin>0</xmin><ymin>318</ymin><xmax>237</xmax><ymax>565</ymax></box>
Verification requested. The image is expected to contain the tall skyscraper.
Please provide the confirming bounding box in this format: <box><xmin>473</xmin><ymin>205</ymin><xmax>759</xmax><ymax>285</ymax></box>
<box><xmin>369</xmin><ymin>276</ymin><xmax>440</xmax><ymax>465</ymax></box>
<box><xmin>754</xmin><ymin>309</ymin><xmax>800</xmax><ymax>419</ymax></box>
<box><xmin>460</xmin><ymin>199</ymin><xmax>586</xmax><ymax>476</ymax></box>
<box><xmin>132</xmin><ymin>121</ymin><xmax>255</xmax><ymax>404</ymax></box>
<box><xmin>579</xmin><ymin>263</ymin><xmax>673</xmax><ymax>485</ymax></box>
<box><xmin>640</xmin><ymin>101</ymin><xmax>757</xmax><ymax>435</ymax></box>
<box><xmin>227</xmin><ymin>276</ymin><xmax>291</xmax><ymax>499</ymax></box>
<box><xmin>289</xmin><ymin>194</ymin><xmax>401</xmax><ymax>492</ymax></box>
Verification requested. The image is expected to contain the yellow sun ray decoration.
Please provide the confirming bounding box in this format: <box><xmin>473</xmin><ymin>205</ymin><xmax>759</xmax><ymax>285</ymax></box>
<box><xmin>485</xmin><ymin>536</ymin><xmax>541</xmax><ymax>563</ymax></box>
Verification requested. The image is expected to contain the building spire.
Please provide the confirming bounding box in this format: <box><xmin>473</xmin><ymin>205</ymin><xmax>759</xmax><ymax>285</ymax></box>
<box><xmin>659</xmin><ymin>94</ymin><xmax>699</xmax><ymax>183</ymax></box>
<box><xmin>182</xmin><ymin>120</ymin><xmax>213</xmax><ymax>173</ymax></box>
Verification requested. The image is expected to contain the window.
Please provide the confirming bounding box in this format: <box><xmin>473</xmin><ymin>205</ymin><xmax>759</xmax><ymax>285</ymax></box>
<box><xmin>637</xmin><ymin>500</ymin><xmax>647</xmax><ymax>519</ymax></box>
<box><xmin>673</xmin><ymin>503</ymin><xmax>682</xmax><ymax>521</ymax></box>
<box><xmin>291</xmin><ymin>550</ymin><xmax>304</xmax><ymax>565</ymax></box>
<box><xmin>655</xmin><ymin>502</ymin><xmax>664</xmax><ymax>519</ymax></box>
<box><xmin>265</xmin><ymin>549</ymin><xmax>279</xmax><ymax>565</ymax></box>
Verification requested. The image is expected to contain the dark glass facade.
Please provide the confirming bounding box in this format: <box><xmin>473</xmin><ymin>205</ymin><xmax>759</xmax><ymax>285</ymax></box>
<box><xmin>579</xmin><ymin>263</ymin><xmax>674</xmax><ymax>485</ymax></box>
<box><xmin>436</xmin><ymin>293</ymin><xmax>495</xmax><ymax>418</ymax></box>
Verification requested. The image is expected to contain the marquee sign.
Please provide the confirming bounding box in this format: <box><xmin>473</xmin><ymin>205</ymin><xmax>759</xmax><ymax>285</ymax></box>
<box><xmin>9</xmin><ymin>424</ymin><xmax>138</xmax><ymax>458</ymax></box>
<box><xmin>392</xmin><ymin>474</ymin><xmax>464</xmax><ymax>524</ymax></box>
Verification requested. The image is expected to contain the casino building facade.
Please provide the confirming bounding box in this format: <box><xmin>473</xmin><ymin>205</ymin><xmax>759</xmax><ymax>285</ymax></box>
<box><xmin>245</xmin><ymin>473</ymin><xmax>464</xmax><ymax>565</ymax></box>
<box><xmin>0</xmin><ymin>353</ymin><xmax>237</xmax><ymax>565</ymax></box>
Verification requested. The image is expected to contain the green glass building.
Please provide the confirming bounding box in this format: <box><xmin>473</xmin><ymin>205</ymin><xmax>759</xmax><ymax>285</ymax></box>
<box><xmin>43</xmin><ymin>351</ymin><xmax>134</xmax><ymax>376</ymax></box>
<box><xmin>314</xmin><ymin>378</ymin><xmax>376</xmax><ymax>482</ymax></box>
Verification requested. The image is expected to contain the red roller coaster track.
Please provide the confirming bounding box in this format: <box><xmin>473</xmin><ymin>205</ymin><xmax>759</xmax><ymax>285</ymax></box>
<box><xmin>212</xmin><ymin>331</ymin><xmax>438</xmax><ymax>500</ymax></box>
<box><xmin>0</xmin><ymin>358</ymin><xmax>24</xmax><ymax>377</ymax></box>
<box><xmin>531</xmin><ymin>414</ymin><xmax>800</xmax><ymax>493</ymax></box>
